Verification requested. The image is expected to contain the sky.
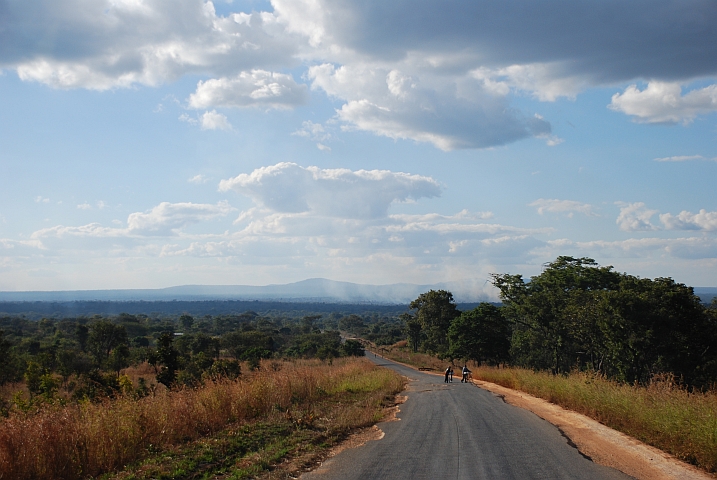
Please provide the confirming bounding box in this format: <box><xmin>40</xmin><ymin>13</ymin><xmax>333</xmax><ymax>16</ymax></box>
<box><xmin>1</xmin><ymin>0</ymin><xmax>717</xmax><ymax>298</ymax></box>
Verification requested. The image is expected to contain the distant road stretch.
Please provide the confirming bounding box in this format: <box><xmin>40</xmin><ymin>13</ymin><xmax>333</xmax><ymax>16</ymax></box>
<box><xmin>302</xmin><ymin>355</ymin><xmax>631</xmax><ymax>480</ymax></box>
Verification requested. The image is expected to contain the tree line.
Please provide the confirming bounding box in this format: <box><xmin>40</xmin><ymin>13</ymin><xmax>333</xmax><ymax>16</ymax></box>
<box><xmin>403</xmin><ymin>256</ymin><xmax>717</xmax><ymax>388</ymax></box>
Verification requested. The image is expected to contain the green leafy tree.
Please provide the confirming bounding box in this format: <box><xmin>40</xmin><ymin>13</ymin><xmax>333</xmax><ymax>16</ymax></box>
<box><xmin>155</xmin><ymin>332</ymin><xmax>179</xmax><ymax>388</ymax></box>
<box><xmin>0</xmin><ymin>330</ymin><xmax>18</xmax><ymax>385</ymax></box>
<box><xmin>341</xmin><ymin>339</ymin><xmax>365</xmax><ymax>357</ymax></box>
<box><xmin>492</xmin><ymin>256</ymin><xmax>621</xmax><ymax>374</ymax></box>
<box><xmin>338</xmin><ymin>315</ymin><xmax>365</xmax><ymax>336</ymax></box>
<box><xmin>401</xmin><ymin>313</ymin><xmax>423</xmax><ymax>353</ymax></box>
<box><xmin>87</xmin><ymin>321</ymin><xmax>128</xmax><ymax>366</ymax></box>
<box><xmin>75</xmin><ymin>324</ymin><xmax>89</xmax><ymax>352</ymax></box>
<box><xmin>409</xmin><ymin>290</ymin><xmax>460</xmax><ymax>356</ymax></box>
<box><xmin>179</xmin><ymin>314</ymin><xmax>194</xmax><ymax>331</ymax></box>
<box><xmin>448</xmin><ymin>303</ymin><xmax>511</xmax><ymax>365</ymax></box>
<box><xmin>222</xmin><ymin>331</ymin><xmax>274</xmax><ymax>360</ymax></box>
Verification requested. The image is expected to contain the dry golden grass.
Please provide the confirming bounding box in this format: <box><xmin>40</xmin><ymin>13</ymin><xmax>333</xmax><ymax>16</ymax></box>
<box><xmin>0</xmin><ymin>358</ymin><xmax>403</xmax><ymax>480</ymax></box>
<box><xmin>473</xmin><ymin>366</ymin><xmax>717</xmax><ymax>473</ymax></box>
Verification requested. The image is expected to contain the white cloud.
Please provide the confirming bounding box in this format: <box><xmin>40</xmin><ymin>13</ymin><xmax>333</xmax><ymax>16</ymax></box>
<box><xmin>200</xmin><ymin>110</ymin><xmax>232</xmax><ymax>130</ymax></box>
<box><xmin>219</xmin><ymin>162</ymin><xmax>442</xmax><ymax>219</ymax></box>
<box><xmin>188</xmin><ymin>70</ymin><xmax>308</xmax><ymax>110</ymax></box>
<box><xmin>615</xmin><ymin>202</ymin><xmax>658</xmax><ymax>231</ymax></box>
<box><xmin>35</xmin><ymin>196</ymin><xmax>50</xmax><ymax>203</ymax></box>
<box><xmin>615</xmin><ymin>203</ymin><xmax>717</xmax><ymax>232</ymax></box>
<box><xmin>188</xmin><ymin>174</ymin><xmax>208</xmax><ymax>184</ymax></box>
<box><xmin>292</xmin><ymin>120</ymin><xmax>331</xmax><ymax>142</ymax></box>
<box><xmin>654</xmin><ymin>155</ymin><xmax>705</xmax><ymax>162</ymax></box>
<box><xmin>309</xmin><ymin>63</ymin><xmax>551</xmax><ymax>151</ymax></box>
<box><xmin>32</xmin><ymin>201</ymin><xmax>234</xmax><ymax>240</ymax></box>
<box><xmin>5</xmin><ymin>1</ymin><xmax>299</xmax><ymax>90</ymax></box>
<box><xmin>77</xmin><ymin>203</ymin><xmax>92</xmax><ymax>210</ymax></box>
<box><xmin>529</xmin><ymin>198</ymin><xmax>596</xmax><ymax>217</ymax></box>
<box><xmin>660</xmin><ymin>209</ymin><xmax>717</xmax><ymax>231</ymax></box>
<box><xmin>179</xmin><ymin>113</ymin><xmax>198</xmax><ymax>125</ymax></box>
<box><xmin>316</xmin><ymin>143</ymin><xmax>331</xmax><ymax>152</ymax></box>
<box><xmin>542</xmin><ymin>236</ymin><xmax>717</xmax><ymax>261</ymax></box>
<box><xmin>609</xmin><ymin>82</ymin><xmax>717</xmax><ymax>124</ymax></box>
<box><xmin>126</xmin><ymin>201</ymin><xmax>234</xmax><ymax>235</ymax></box>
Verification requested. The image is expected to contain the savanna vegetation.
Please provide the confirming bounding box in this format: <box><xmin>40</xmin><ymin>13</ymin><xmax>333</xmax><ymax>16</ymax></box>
<box><xmin>0</xmin><ymin>309</ymin><xmax>406</xmax><ymax>479</ymax></box>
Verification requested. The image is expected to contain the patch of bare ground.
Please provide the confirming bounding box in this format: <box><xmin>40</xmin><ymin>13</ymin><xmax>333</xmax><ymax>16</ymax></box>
<box><xmin>472</xmin><ymin>379</ymin><xmax>714</xmax><ymax>480</ymax></box>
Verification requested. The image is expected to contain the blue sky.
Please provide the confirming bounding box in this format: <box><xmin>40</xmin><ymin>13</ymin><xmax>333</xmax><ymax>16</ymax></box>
<box><xmin>1</xmin><ymin>0</ymin><xmax>716</xmax><ymax>298</ymax></box>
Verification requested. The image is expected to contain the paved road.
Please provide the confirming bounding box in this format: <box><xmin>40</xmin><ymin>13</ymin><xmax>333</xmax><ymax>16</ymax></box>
<box><xmin>302</xmin><ymin>355</ymin><xmax>633</xmax><ymax>480</ymax></box>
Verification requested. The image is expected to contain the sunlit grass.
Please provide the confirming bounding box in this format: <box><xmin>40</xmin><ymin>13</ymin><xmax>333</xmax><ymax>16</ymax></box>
<box><xmin>0</xmin><ymin>358</ymin><xmax>404</xmax><ymax>480</ymax></box>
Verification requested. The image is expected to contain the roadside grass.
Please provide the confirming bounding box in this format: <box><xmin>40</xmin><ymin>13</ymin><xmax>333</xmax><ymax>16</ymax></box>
<box><xmin>0</xmin><ymin>358</ymin><xmax>404</xmax><ymax>480</ymax></box>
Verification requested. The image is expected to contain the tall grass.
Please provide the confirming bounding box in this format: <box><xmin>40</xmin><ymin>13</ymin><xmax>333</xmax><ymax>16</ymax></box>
<box><xmin>473</xmin><ymin>367</ymin><xmax>717</xmax><ymax>472</ymax></box>
<box><xmin>0</xmin><ymin>358</ymin><xmax>403</xmax><ymax>480</ymax></box>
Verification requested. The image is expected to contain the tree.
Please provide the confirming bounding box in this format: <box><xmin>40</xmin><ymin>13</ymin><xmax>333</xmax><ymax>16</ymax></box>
<box><xmin>492</xmin><ymin>256</ymin><xmax>621</xmax><ymax>374</ymax></box>
<box><xmin>222</xmin><ymin>331</ymin><xmax>274</xmax><ymax>360</ymax></box>
<box><xmin>0</xmin><ymin>330</ymin><xmax>18</xmax><ymax>385</ymax></box>
<box><xmin>448</xmin><ymin>303</ymin><xmax>510</xmax><ymax>365</ymax></box>
<box><xmin>341</xmin><ymin>339</ymin><xmax>365</xmax><ymax>357</ymax></box>
<box><xmin>401</xmin><ymin>313</ymin><xmax>423</xmax><ymax>353</ymax></box>
<box><xmin>409</xmin><ymin>290</ymin><xmax>460</xmax><ymax>356</ymax></box>
<box><xmin>179</xmin><ymin>314</ymin><xmax>194</xmax><ymax>331</ymax></box>
<box><xmin>155</xmin><ymin>332</ymin><xmax>179</xmax><ymax>388</ymax></box>
<box><xmin>339</xmin><ymin>315</ymin><xmax>365</xmax><ymax>335</ymax></box>
<box><xmin>87</xmin><ymin>321</ymin><xmax>128</xmax><ymax>366</ymax></box>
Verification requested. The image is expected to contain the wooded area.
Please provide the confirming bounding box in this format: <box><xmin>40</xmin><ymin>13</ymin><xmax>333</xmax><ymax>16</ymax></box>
<box><xmin>403</xmin><ymin>256</ymin><xmax>717</xmax><ymax>388</ymax></box>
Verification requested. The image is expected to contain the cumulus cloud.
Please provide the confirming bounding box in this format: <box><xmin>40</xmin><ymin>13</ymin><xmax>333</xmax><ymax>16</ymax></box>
<box><xmin>615</xmin><ymin>203</ymin><xmax>717</xmax><ymax>232</ymax></box>
<box><xmin>126</xmin><ymin>201</ymin><xmax>234</xmax><ymax>235</ymax></box>
<box><xmin>542</xmin><ymin>236</ymin><xmax>717</xmax><ymax>261</ymax></box>
<box><xmin>219</xmin><ymin>162</ymin><xmax>441</xmax><ymax>219</ymax></box>
<box><xmin>188</xmin><ymin>70</ymin><xmax>308</xmax><ymax>109</ymax></box>
<box><xmin>200</xmin><ymin>110</ymin><xmax>232</xmax><ymax>130</ymax></box>
<box><xmin>32</xmin><ymin>201</ymin><xmax>234</xmax><ymax>240</ymax></box>
<box><xmin>6</xmin><ymin>0</ymin><xmax>717</xmax><ymax>149</ymax></box>
<box><xmin>308</xmin><ymin>63</ymin><xmax>550</xmax><ymax>150</ymax></box>
<box><xmin>609</xmin><ymin>82</ymin><xmax>717</xmax><ymax>124</ymax></box>
<box><xmin>616</xmin><ymin>202</ymin><xmax>659</xmax><ymax>231</ymax></box>
<box><xmin>275</xmin><ymin>0</ymin><xmax>717</xmax><ymax>84</ymax></box>
<box><xmin>529</xmin><ymin>198</ymin><xmax>596</xmax><ymax>217</ymax></box>
<box><xmin>660</xmin><ymin>209</ymin><xmax>717</xmax><ymax>231</ymax></box>
<box><xmin>3</xmin><ymin>1</ymin><xmax>299</xmax><ymax>90</ymax></box>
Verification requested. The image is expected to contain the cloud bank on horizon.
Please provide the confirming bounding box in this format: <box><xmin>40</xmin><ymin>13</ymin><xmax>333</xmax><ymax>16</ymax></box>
<box><xmin>1</xmin><ymin>0</ymin><xmax>716</xmax><ymax>295</ymax></box>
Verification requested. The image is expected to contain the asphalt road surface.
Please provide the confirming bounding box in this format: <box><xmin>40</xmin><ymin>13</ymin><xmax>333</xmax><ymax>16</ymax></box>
<box><xmin>302</xmin><ymin>355</ymin><xmax>633</xmax><ymax>480</ymax></box>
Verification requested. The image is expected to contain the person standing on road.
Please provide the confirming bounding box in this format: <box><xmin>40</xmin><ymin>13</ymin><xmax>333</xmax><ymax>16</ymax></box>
<box><xmin>448</xmin><ymin>367</ymin><xmax>454</xmax><ymax>382</ymax></box>
<box><xmin>444</xmin><ymin>366</ymin><xmax>451</xmax><ymax>383</ymax></box>
<box><xmin>461</xmin><ymin>365</ymin><xmax>471</xmax><ymax>383</ymax></box>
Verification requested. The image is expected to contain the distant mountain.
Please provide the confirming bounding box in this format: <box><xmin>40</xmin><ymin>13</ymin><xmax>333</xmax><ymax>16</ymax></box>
<box><xmin>0</xmin><ymin>278</ymin><xmax>493</xmax><ymax>304</ymax></box>
<box><xmin>694</xmin><ymin>287</ymin><xmax>717</xmax><ymax>304</ymax></box>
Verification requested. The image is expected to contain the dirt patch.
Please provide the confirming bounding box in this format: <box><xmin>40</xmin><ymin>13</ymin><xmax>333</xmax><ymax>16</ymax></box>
<box><xmin>472</xmin><ymin>379</ymin><xmax>713</xmax><ymax>480</ymax></box>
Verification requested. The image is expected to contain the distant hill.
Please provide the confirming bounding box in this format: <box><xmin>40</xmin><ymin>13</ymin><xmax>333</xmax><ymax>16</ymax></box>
<box><xmin>694</xmin><ymin>287</ymin><xmax>717</xmax><ymax>304</ymax></box>
<box><xmin>0</xmin><ymin>278</ymin><xmax>492</xmax><ymax>304</ymax></box>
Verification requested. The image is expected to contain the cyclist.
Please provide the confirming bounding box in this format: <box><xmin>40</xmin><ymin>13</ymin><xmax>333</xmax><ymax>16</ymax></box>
<box><xmin>461</xmin><ymin>365</ymin><xmax>471</xmax><ymax>383</ymax></box>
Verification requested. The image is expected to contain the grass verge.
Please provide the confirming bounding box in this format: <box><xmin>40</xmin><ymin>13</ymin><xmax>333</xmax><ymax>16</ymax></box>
<box><xmin>0</xmin><ymin>358</ymin><xmax>404</xmax><ymax>480</ymax></box>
